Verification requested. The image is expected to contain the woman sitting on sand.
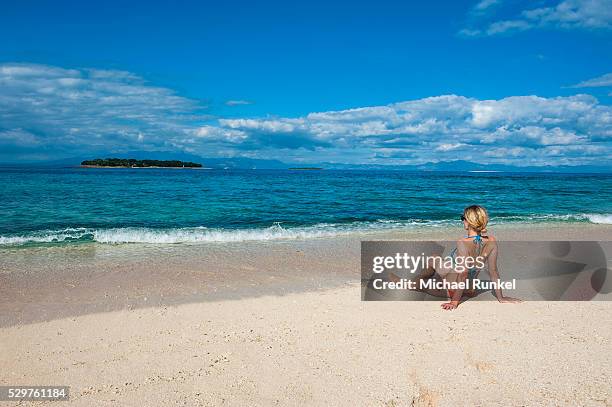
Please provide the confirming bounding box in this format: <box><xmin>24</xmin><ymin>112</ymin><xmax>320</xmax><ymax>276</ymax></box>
<box><xmin>419</xmin><ymin>205</ymin><xmax>521</xmax><ymax>310</ymax></box>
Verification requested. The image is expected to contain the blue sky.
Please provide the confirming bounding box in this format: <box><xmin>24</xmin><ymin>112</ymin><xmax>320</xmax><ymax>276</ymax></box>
<box><xmin>0</xmin><ymin>0</ymin><xmax>611</xmax><ymax>166</ymax></box>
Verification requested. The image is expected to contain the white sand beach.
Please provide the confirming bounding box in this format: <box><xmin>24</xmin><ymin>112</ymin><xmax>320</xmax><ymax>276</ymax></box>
<box><xmin>1</xmin><ymin>224</ymin><xmax>611</xmax><ymax>406</ymax></box>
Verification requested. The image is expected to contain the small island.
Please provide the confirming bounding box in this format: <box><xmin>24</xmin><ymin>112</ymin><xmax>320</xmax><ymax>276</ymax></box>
<box><xmin>81</xmin><ymin>158</ymin><xmax>203</xmax><ymax>168</ymax></box>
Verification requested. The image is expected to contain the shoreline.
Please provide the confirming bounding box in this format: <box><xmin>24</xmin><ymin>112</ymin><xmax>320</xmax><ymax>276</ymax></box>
<box><xmin>2</xmin><ymin>223</ymin><xmax>611</xmax><ymax>326</ymax></box>
<box><xmin>1</xmin><ymin>221</ymin><xmax>611</xmax><ymax>247</ymax></box>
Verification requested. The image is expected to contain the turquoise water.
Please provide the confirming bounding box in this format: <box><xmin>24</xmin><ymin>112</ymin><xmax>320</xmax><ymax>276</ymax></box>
<box><xmin>1</xmin><ymin>168</ymin><xmax>611</xmax><ymax>245</ymax></box>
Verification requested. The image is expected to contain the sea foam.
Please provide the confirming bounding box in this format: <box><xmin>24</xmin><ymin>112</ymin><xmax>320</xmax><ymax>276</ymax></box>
<box><xmin>0</xmin><ymin>222</ymin><xmax>409</xmax><ymax>246</ymax></box>
<box><xmin>585</xmin><ymin>214</ymin><xmax>612</xmax><ymax>224</ymax></box>
<box><xmin>0</xmin><ymin>214</ymin><xmax>610</xmax><ymax>246</ymax></box>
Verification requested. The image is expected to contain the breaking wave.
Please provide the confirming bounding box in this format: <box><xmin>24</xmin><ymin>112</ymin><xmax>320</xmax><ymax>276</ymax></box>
<box><xmin>0</xmin><ymin>214</ymin><xmax>610</xmax><ymax>246</ymax></box>
<box><xmin>0</xmin><ymin>221</ymin><xmax>422</xmax><ymax>246</ymax></box>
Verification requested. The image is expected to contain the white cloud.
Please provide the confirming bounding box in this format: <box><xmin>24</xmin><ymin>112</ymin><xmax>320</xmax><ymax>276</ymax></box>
<box><xmin>190</xmin><ymin>94</ymin><xmax>611</xmax><ymax>166</ymax></box>
<box><xmin>0</xmin><ymin>129</ymin><xmax>42</xmax><ymax>146</ymax></box>
<box><xmin>435</xmin><ymin>143</ymin><xmax>467</xmax><ymax>152</ymax></box>
<box><xmin>220</xmin><ymin>118</ymin><xmax>305</xmax><ymax>133</ymax></box>
<box><xmin>461</xmin><ymin>0</ymin><xmax>612</xmax><ymax>36</ymax></box>
<box><xmin>522</xmin><ymin>0</ymin><xmax>612</xmax><ymax>29</ymax></box>
<box><xmin>484</xmin><ymin>146</ymin><xmax>529</xmax><ymax>158</ymax></box>
<box><xmin>0</xmin><ymin>62</ymin><xmax>203</xmax><ymax>158</ymax></box>
<box><xmin>457</xmin><ymin>28</ymin><xmax>483</xmax><ymax>37</ymax></box>
<box><xmin>486</xmin><ymin>19</ymin><xmax>532</xmax><ymax>35</ymax></box>
<box><xmin>570</xmin><ymin>72</ymin><xmax>612</xmax><ymax>88</ymax></box>
<box><xmin>474</xmin><ymin>0</ymin><xmax>501</xmax><ymax>11</ymax></box>
<box><xmin>1</xmin><ymin>62</ymin><xmax>611</xmax><ymax>167</ymax></box>
<box><xmin>194</xmin><ymin>125</ymin><xmax>247</xmax><ymax>143</ymax></box>
<box><xmin>225</xmin><ymin>100</ymin><xmax>253</xmax><ymax>106</ymax></box>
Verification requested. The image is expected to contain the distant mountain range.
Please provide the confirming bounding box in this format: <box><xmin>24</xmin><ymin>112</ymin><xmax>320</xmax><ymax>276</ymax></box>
<box><xmin>1</xmin><ymin>151</ymin><xmax>610</xmax><ymax>173</ymax></box>
<box><xmin>319</xmin><ymin>160</ymin><xmax>612</xmax><ymax>173</ymax></box>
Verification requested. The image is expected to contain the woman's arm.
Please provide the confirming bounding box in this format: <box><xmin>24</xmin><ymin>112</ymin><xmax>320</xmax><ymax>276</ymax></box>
<box><xmin>487</xmin><ymin>242</ymin><xmax>521</xmax><ymax>303</ymax></box>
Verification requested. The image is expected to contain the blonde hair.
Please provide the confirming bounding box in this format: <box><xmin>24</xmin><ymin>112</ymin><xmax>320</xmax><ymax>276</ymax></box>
<box><xmin>463</xmin><ymin>205</ymin><xmax>489</xmax><ymax>234</ymax></box>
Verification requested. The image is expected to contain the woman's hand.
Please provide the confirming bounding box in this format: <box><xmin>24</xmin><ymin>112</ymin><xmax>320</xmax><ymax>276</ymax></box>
<box><xmin>441</xmin><ymin>301</ymin><xmax>459</xmax><ymax>310</ymax></box>
<box><xmin>498</xmin><ymin>296</ymin><xmax>521</xmax><ymax>303</ymax></box>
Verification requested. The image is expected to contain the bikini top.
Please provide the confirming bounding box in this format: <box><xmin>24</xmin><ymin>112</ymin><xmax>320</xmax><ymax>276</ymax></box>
<box><xmin>450</xmin><ymin>234</ymin><xmax>488</xmax><ymax>277</ymax></box>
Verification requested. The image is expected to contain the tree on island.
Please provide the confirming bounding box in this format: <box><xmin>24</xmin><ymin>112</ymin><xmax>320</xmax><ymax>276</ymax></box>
<box><xmin>81</xmin><ymin>158</ymin><xmax>202</xmax><ymax>168</ymax></box>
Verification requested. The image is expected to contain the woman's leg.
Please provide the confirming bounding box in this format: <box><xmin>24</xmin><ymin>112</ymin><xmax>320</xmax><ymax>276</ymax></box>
<box><xmin>414</xmin><ymin>255</ymin><xmax>448</xmax><ymax>297</ymax></box>
<box><xmin>444</xmin><ymin>271</ymin><xmax>469</xmax><ymax>300</ymax></box>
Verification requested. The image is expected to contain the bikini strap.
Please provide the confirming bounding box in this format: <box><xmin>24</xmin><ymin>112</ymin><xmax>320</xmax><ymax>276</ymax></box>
<box><xmin>465</xmin><ymin>234</ymin><xmax>484</xmax><ymax>255</ymax></box>
<box><xmin>465</xmin><ymin>234</ymin><xmax>483</xmax><ymax>243</ymax></box>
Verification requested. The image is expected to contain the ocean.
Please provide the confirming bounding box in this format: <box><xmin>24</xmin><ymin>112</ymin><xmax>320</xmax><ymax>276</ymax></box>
<box><xmin>1</xmin><ymin>167</ymin><xmax>611</xmax><ymax>246</ymax></box>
